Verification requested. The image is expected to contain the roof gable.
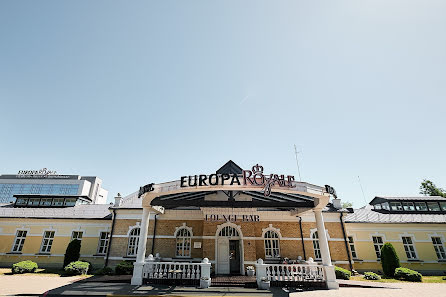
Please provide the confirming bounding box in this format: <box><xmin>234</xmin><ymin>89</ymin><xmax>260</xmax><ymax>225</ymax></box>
<box><xmin>216</xmin><ymin>160</ymin><xmax>243</xmax><ymax>175</ymax></box>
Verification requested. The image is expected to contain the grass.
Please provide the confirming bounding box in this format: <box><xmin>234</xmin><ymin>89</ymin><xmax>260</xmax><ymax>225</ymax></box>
<box><xmin>0</xmin><ymin>267</ymin><xmax>92</xmax><ymax>278</ymax></box>
<box><xmin>351</xmin><ymin>275</ymin><xmax>446</xmax><ymax>283</ymax></box>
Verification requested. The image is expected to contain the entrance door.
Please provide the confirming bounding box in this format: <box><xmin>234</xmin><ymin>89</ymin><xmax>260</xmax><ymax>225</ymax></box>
<box><xmin>229</xmin><ymin>240</ymin><xmax>240</xmax><ymax>274</ymax></box>
<box><xmin>217</xmin><ymin>238</ymin><xmax>230</xmax><ymax>274</ymax></box>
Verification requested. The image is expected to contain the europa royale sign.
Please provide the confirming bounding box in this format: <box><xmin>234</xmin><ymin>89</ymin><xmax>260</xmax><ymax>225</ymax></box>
<box><xmin>180</xmin><ymin>164</ymin><xmax>296</xmax><ymax>197</ymax></box>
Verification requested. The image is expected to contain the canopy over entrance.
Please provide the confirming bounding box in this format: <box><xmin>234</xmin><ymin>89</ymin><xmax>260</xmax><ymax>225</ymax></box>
<box><xmin>140</xmin><ymin>161</ymin><xmax>330</xmax><ymax>211</ymax></box>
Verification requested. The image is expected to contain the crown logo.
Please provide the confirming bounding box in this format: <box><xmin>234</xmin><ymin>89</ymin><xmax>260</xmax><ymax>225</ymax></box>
<box><xmin>252</xmin><ymin>164</ymin><xmax>264</xmax><ymax>175</ymax></box>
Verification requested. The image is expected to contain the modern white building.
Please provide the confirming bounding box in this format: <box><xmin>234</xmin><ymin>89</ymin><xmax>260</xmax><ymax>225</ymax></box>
<box><xmin>0</xmin><ymin>169</ymin><xmax>108</xmax><ymax>204</ymax></box>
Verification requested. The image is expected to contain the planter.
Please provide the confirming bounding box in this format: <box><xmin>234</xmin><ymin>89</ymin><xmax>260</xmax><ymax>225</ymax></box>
<box><xmin>246</xmin><ymin>269</ymin><xmax>255</xmax><ymax>276</ymax></box>
<box><xmin>200</xmin><ymin>278</ymin><xmax>211</xmax><ymax>289</ymax></box>
<box><xmin>258</xmin><ymin>280</ymin><xmax>270</xmax><ymax>290</ymax></box>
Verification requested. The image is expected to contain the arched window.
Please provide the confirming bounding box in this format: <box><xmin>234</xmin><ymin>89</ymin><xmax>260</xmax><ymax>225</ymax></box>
<box><xmin>312</xmin><ymin>231</ymin><xmax>321</xmax><ymax>260</ymax></box>
<box><xmin>264</xmin><ymin>230</ymin><xmax>280</xmax><ymax>258</ymax></box>
<box><xmin>127</xmin><ymin>227</ymin><xmax>140</xmax><ymax>257</ymax></box>
<box><xmin>218</xmin><ymin>225</ymin><xmax>239</xmax><ymax>237</ymax></box>
<box><xmin>175</xmin><ymin>227</ymin><xmax>192</xmax><ymax>257</ymax></box>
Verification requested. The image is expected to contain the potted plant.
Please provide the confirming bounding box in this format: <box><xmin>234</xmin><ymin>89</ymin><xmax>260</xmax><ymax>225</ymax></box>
<box><xmin>258</xmin><ymin>277</ymin><xmax>270</xmax><ymax>290</ymax></box>
<box><xmin>246</xmin><ymin>266</ymin><xmax>255</xmax><ymax>276</ymax></box>
<box><xmin>200</xmin><ymin>276</ymin><xmax>211</xmax><ymax>289</ymax></box>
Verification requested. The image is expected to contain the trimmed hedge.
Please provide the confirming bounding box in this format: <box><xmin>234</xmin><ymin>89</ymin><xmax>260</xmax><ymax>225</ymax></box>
<box><xmin>64</xmin><ymin>261</ymin><xmax>90</xmax><ymax>275</ymax></box>
<box><xmin>334</xmin><ymin>266</ymin><xmax>351</xmax><ymax>280</ymax></box>
<box><xmin>63</xmin><ymin>239</ymin><xmax>81</xmax><ymax>268</ymax></box>
<box><xmin>380</xmin><ymin>243</ymin><xmax>400</xmax><ymax>277</ymax></box>
<box><xmin>12</xmin><ymin>260</ymin><xmax>38</xmax><ymax>274</ymax></box>
<box><xmin>115</xmin><ymin>261</ymin><xmax>134</xmax><ymax>275</ymax></box>
<box><xmin>364</xmin><ymin>272</ymin><xmax>381</xmax><ymax>280</ymax></box>
<box><xmin>95</xmin><ymin>267</ymin><xmax>114</xmax><ymax>276</ymax></box>
<box><xmin>394</xmin><ymin>267</ymin><xmax>422</xmax><ymax>282</ymax></box>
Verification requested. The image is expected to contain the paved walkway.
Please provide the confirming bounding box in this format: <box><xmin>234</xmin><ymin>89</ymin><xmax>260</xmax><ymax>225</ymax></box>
<box><xmin>0</xmin><ymin>274</ymin><xmax>84</xmax><ymax>296</ymax></box>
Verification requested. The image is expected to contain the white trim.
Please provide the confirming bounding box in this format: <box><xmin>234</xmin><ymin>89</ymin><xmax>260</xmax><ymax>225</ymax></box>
<box><xmin>174</xmin><ymin>223</ymin><xmax>193</xmax><ymax>258</ymax></box>
<box><xmin>400</xmin><ymin>233</ymin><xmax>419</xmax><ymax>260</ymax></box>
<box><xmin>10</xmin><ymin>229</ymin><xmax>29</xmax><ymax>253</ymax></box>
<box><xmin>215</xmin><ymin>222</ymin><xmax>245</xmax><ymax>275</ymax></box>
<box><xmin>39</xmin><ymin>229</ymin><xmax>56</xmax><ymax>254</ymax></box>
<box><xmin>262</xmin><ymin>224</ymin><xmax>281</xmax><ymax>259</ymax></box>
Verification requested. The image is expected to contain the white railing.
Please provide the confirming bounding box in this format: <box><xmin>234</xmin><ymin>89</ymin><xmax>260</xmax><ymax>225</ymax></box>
<box><xmin>265</xmin><ymin>263</ymin><xmax>325</xmax><ymax>282</ymax></box>
<box><xmin>142</xmin><ymin>256</ymin><xmax>211</xmax><ymax>282</ymax></box>
<box><xmin>255</xmin><ymin>258</ymin><xmax>326</xmax><ymax>286</ymax></box>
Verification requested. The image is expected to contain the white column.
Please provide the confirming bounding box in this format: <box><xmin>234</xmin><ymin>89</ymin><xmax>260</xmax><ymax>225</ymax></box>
<box><xmin>314</xmin><ymin>209</ymin><xmax>338</xmax><ymax>290</ymax></box>
<box><xmin>131</xmin><ymin>207</ymin><xmax>151</xmax><ymax>286</ymax></box>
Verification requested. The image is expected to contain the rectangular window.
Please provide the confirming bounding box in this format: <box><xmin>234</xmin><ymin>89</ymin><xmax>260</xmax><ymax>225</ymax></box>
<box><xmin>15</xmin><ymin>198</ymin><xmax>28</xmax><ymax>206</ymax></box>
<box><xmin>11</xmin><ymin>230</ymin><xmax>27</xmax><ymax>253</ymax></box>
<box><xmin>28</xmin><ymin>198</ymin><xmax>40</xmax><ymax>206</ymax></box>
<box><xmin>64</xmin><ymin>198</ymin><xmax>77</xmax><ymax>206</ymax></box>
<box><xmin>52</xmin><ymin>198</ymin><xmax>64</xmax><ymax>206</ymax></box>
<box><xmin>402</xmin><ymin>236</ymin><xmax>417</xmax><ymax>259</ymax></box>
<box><xmin>372</xmin><ymin>236</ymin><xmax>384</xmax><ymax>259</ymax></box>
<box><xmin>390</xmin><ymin>202</ymin><xmax>403</xmax><ymax>211</ymax></box>
<box><xmin>427</xmin><ymin>202</ymin><xmax>440</xmax><ymax>211</ymax></box>
<box><xmin>97</xmin><ymin>232</ymin><xmax>110</xmax><ymax>255</ymax></box>
<box><xmin>312</xmin><ymin>232</ymin><xmax>321</xmax><ymax>260</ymax></box>
<box><xmin>381</xmin><ymin>202</ymin><xmax>390</xmax><ymax>210</ymax></box>
<box><xmin>439</xmin><ymin>202</ymin><xmax>446</xmax><ymax>211</ymax></box>
<box><xmin>40</xmin><ymin>231</ymin><xmax>55</xmax><ymax>253</ymax></box>
<box><xmin>432</xmin><ymin>237</ymin><xmax>446</xmax><ymax>260</ymax></box>
<box><xmin>40</xmin><ymin>198</ymin><xmax>52</xmax><ymax>206</ymax></box>
<box><xmin>415</xmin><ymin>202</ymin><xmax>428</xmax><ymax>211</ymax></box>
<box><xmin>373</xmin><ymin>204</ymin><xmax>382</xmax><ymax>210</ymax></box>
<box><xmin>71</xmin><ymin>231</ymin><xmax>83</xmax><ymax>241</ymax></box>
<box><xmin>348</xmin><ymin>236</ymin><xmax>357</xmax><ymax>259</ymax></box>
<box><xmin>402</xmin><ymin>202</ymin><xmax>415</xmax><ymax>211</ymax></box>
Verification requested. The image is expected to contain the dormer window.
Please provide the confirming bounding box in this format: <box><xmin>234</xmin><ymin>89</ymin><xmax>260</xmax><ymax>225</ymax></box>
<box><xmin>390</xmin><ymin>202</ymin><xmax>403</xmax><ymax>211</ymax></box>
<box><xmin>382</xmin><ymin>202</ymin><xmax>390</xmax><ymax>210</ymax></box>
<box><xmin>427</xmin><ymin>202</ymin><xmax>440</xmax><ymax>211</ymax></box>
<box><xmin>440</xmin><ymin>202</ymin><xmax>446</xmax><ymax>211</ymax></box>
<box><xmin>373</xmin><ymin>204</ymin><xmax>382</xmax><ymax>210</ymax></box>
<box><xmin>415</xmin><ymin>202</ymin><xmax>428</xmax><ymax>211</ymax></box>
<box><xmin>402</xmin><ymin>202</ymin><xmax>415</xmax><ymax>211</ymax></box>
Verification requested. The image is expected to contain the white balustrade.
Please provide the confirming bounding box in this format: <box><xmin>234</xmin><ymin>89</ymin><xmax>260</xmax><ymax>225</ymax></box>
<box><xmin>142</xmin><ymin>257</ymin><xmax>211</xmax><ymax>282</ymax></box>
<box><xmin>255</xmin><ymin>259</ymin><xmax>325</xmax><ymax>286</ymax></box>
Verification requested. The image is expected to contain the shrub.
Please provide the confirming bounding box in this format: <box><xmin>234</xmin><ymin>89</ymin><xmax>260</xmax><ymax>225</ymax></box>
<box><xmin>115</xmin><ymin>261</ymin><xmax>134</xmax><ymax>275</ymax></box>
<box><xmin>95</xmin><ymin>267</ymin><xmax>114</xmax><ymax>276</ymax></box>
<box><xmin>79</xmin><ymin>260</ymin><xmax>93</xmax><ymax>274</ymax></box>
<box><xmin>64</xmin><ymin>261</ymin><xmax>90</xmax><ymax>275</ymax></box>
<box><xmin>394</xmin><ymin>267</ymin><xmax>422</xmax><ymax>282</ymax></box>
<box><xmin>380</xmin><ymin>243</ymin><xmax>400</xmax><ymax>277</ymax></box>
<box><xmin>334</xmin><ymin>266</ymin><xmax>351</xmax><ymax>280</ymax></box>
<box><xmin>63</xmin><ymin>239</ymin><xmax>81</xmax><ymax>268</ymax></box>
<box><xmin>12</xmin><ymin>260</ymin><xmax>38</xmax><ymax>274</ymax></box>
<box><xmin>364</xmin><ymin>272</ymin><xmax>381</xmax><ymax>280</ymax></box>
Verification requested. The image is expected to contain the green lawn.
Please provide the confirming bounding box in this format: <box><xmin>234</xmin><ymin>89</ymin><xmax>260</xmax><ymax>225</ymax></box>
<box><xmin>351</xmin><ymin>275</ymin><xmax>446</xmax><ymax>283</ymax></box>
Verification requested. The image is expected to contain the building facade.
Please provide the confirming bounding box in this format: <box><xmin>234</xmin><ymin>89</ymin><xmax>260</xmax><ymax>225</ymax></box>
<box><xmin>345</xmin><ymin>196</ymin><xmax>446</xmax><ymax>275</ymax></box>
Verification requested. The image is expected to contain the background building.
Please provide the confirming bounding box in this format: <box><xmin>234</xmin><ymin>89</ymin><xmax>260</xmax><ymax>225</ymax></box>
<box><xmin>0</xmin><ymin>169</ymin><xmax>108</xmax><ymax>204</ymax></box>
<box><xmin>345</xmin><ymin>196</ymin><xmax>446</xmax><ymax>275</ymax></box>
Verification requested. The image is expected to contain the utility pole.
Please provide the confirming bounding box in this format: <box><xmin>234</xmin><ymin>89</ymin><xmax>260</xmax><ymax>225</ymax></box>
<box><xmin>294</xmin><ymin>144</ymin><xmax>302</xmax><ymax>182</ymax></box>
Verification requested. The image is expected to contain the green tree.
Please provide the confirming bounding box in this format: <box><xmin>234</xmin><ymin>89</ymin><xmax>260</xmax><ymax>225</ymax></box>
<box><xmin>63</xmin><ymin>239</ymin><xmax>81</xmax><ymax>268</ymax></box>
<box><xmin>420</xmin><ymin>180</ymin><xmax>446</xmax><ymax>197</ymax></box>
<box><xmin>380</xmin><ymin>242</ymin><xmax>400</xmax><ymax>277</ymax></box>
<box><xmin>342</xmin><ymin>201</ymin><xmax>353</xmax><ymax>208</ymax></box>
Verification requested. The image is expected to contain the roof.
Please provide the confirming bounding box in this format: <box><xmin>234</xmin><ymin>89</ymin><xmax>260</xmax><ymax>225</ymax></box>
<box><xmin>370</xmin><ymin>196</ymin><xmax>446</xmax><ymax>204</ymax></box>
<box><xmin>345</xmin><ymin>207</ymin><xmax>446</xmax><ymax>224</ymax></box>
<box><xmin>216</xmin><ymin>160</ymin><xmax>243</xmax><ymax>175</ymax></box>
<box><xmin>0</xmin><ymin>203</ymin><xmax>112</xmax><ymax>220</ymax></box>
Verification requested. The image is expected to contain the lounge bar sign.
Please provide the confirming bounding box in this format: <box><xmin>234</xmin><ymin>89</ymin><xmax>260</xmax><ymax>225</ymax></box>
<box><xmin>180</xmin><ymin>164</ymin><xmax>296</xmax><ymax>197</ymax></box>
<box><xmin>205</xmin><ymin>214</ymin><xmax>260</xmax><ymax>222</ymax></box>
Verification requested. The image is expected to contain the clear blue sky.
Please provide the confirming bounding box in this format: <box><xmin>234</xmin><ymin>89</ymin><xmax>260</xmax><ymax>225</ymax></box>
<box><xmin>1</xmin><ymin>1</ymin><xmax>445</xmax><ymax>207</ymax></box>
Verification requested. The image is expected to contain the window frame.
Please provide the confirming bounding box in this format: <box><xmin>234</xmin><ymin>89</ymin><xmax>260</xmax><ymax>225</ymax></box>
<box><xmin>390</xmin><ymin>202</ymin><xmax>403</xmax><ymax>211</ymax></box>
<box><xmin>401</xmin><ymin>236</ymin><xmax>418</xmax><ymax>260</ymax></box>
<box><xmin>431</xmin><ymin>237</ymin><xmax>446</xmax><ymax>260</ymax></box>
<box><xmin>126</xmin><ymin>227</ymin><xmax>140</xmax><ymax>257</ymax></box>
<box><xmin>427</xmin><ymin>202</ymin><xmax>440</xmax><ymax>212</ymax></box>
<box><xmin>372</xmin><ymin>236</ymin><xmax>384</xmax><ymax>259</ymax></box>
<box><xmin>415</xmin><ymin>202</ymin><xmax>428</xmax><ymax>211</ymax></box>
<box><xmin>71</xmin><ymin>231</ymin><xmax>83</xmax><ymax>241</ymax></box>
<box><xmin>312</xmin><ymin>231</ymin><xmax>322</xmax><ymax>260</ymax></box>
<box><xmin>97</xmin><ymin>232</ymin><xmax>110</xmax><ymax>255</ymax></box>
<box><xmin>175</xmin><ymin>227</ymin><xmax>192</xmax><ymax>258</ymax></box>
<box><xmin>39</xmin><ymin>230</ymin><xmax>55</xmax><ymax>254</ymax></box>
<box><xmin>402</xmin><ymin>202</ymin><xmax>415</xmax><ymax>211</ymax></box>
<box><xmin>264</xmin><ymin>230</ymin><xmax>280</xmax><ymax>259</ymax></box>
<box><xmin>11</xmin><ymin>230</ymin><xmax>28</xmax><ymax>253</ymax></box>
<box><xmin>347</xmin><ymin>236</ymin><xmax>358</xmax><ymax>259</ymax></box>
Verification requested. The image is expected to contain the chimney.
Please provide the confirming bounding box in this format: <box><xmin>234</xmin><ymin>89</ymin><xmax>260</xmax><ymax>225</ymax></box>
<box><xmin>332</xmin><ymin>198</ymin><xmax>342</xmax><ymax>209</ymax></box>
<box><xmin>114</xmin><ymin>193</ymin><xmax>122</xmax><ymax>207</ymax></box>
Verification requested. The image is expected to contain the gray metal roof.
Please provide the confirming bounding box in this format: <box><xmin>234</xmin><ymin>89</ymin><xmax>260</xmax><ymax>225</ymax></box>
<box><xmin>0</xmin><ymin>203</ymin><xmax>112</xmax><ymax>219</ymax></box>
<box><xmin>345</xmin><ymin>208</ymin><xmax>446</xmax><ymax>224</ymax></box>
